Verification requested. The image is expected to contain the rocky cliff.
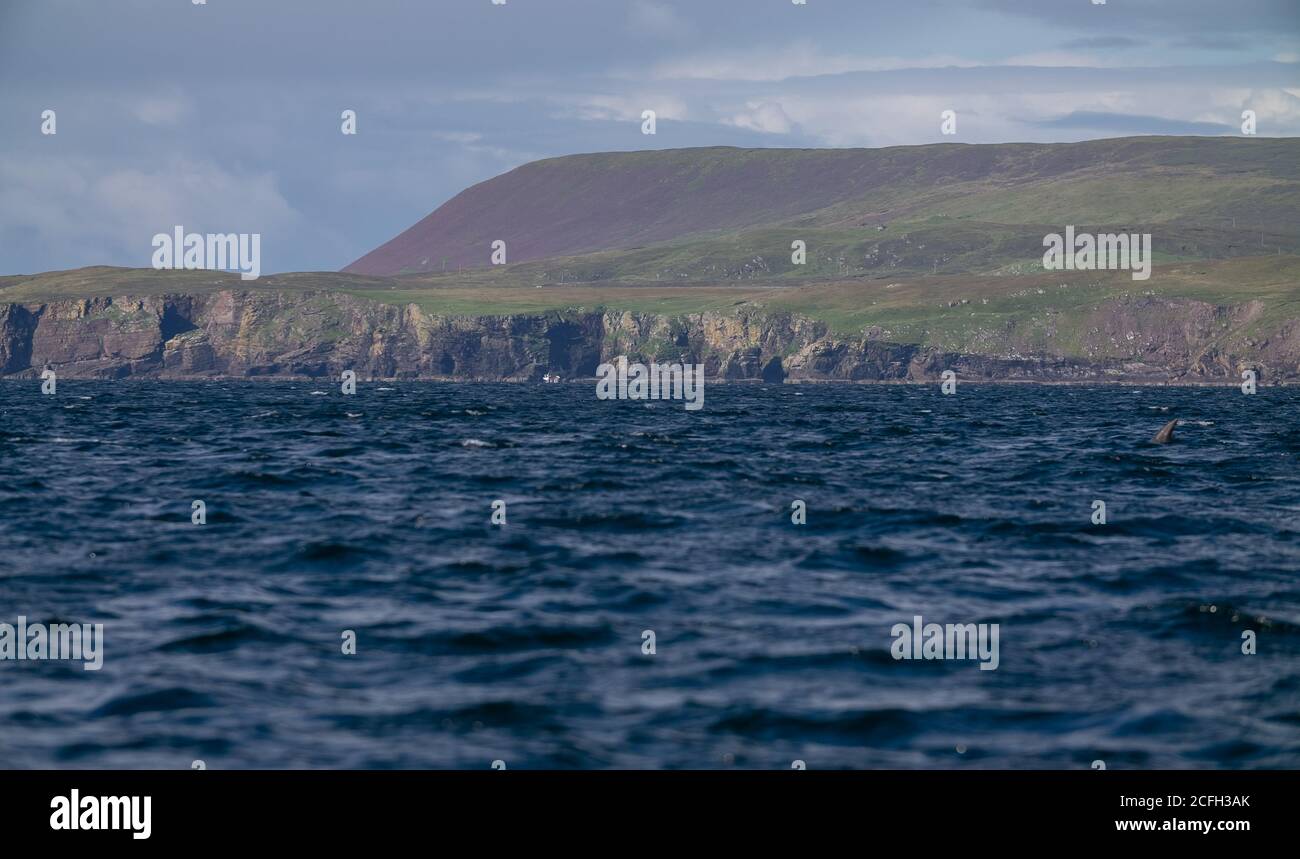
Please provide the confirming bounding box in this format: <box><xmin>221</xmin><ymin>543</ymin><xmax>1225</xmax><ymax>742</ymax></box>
<box><xmin>1</xmin><ymin>289</ymin><xmax>1295</xmax><ymax>383</ymax></box>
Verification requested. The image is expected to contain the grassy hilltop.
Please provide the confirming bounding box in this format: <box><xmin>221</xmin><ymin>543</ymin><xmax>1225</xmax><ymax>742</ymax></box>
<box><xmin>343</xmin><ymin>136</ymin><xmax>1300</xmax><ymax>279</ymax></box>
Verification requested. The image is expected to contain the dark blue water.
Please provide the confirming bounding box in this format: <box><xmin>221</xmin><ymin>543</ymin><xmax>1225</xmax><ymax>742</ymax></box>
<box><xmin>1</xmin><ymin>381</ymin><xmax>1297</xmax><ymax>769</ymax></box>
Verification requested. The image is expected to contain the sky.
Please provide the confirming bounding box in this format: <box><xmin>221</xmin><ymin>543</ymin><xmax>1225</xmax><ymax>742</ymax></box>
<box><xmin>1</xmin><ymin>0</ymin><xmax>1297</xmax><ymax>276</ymax></box>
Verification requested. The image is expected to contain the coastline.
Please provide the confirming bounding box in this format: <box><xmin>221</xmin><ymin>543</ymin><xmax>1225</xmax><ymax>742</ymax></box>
<box><xmin>0</xmin><ymin>375</ymin><xmax>1285</xmax><ymax>387</ymax></box>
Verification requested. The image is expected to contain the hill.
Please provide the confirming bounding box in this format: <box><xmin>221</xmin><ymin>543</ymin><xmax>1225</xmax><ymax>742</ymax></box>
<box><xmin>5</xmin><ymin>138</ymin><xmax>1299</xmax><ymax>383</ymax></box>
<box><xmin>343</xmin><ymin>137</ymin><xmax>1300</xmax><ymax>278</ymax></box>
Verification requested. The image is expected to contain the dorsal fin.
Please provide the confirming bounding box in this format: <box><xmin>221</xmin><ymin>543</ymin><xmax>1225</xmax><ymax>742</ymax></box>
<box><xmin>1151</xmin><ymin>418</ymin><xmax>1177</xmax><ymax>444</ymax></box>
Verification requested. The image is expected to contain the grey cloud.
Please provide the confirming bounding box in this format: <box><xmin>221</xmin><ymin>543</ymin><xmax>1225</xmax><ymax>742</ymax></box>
<box><xmin>1061</xmin><ymin>36</ymin><xmax>1147</xmax><ymax>50</ymax></box>
<box><xmin>1029</xmin><ymin>111</ymin><xmax>1235</xmax><ymax>136</ymax></box>
<box><xmin>978</xmin><ymin>0</ymin><xmax>1300</xmax><ymax>35</ymax></box>
<box><xmin>1171</xmin><ymin>35</ymin><xmax>1253</xmax><ymax>51</ymax></box>
<box><xmin>1</xmin><ymin>0</ymin><xmax>1296</xmax><ymax>275</ymax></box>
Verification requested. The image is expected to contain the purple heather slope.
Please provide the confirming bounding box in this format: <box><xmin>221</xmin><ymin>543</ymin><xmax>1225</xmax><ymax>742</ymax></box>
<box><xmin>343</xmin><ymin>144</ymin><xmax>1006</xmax><ymax>275</ymax></box>
<box><xmin>342</xmin><ymin>138</ymin><xmax>1294</xmax><ymax>276</ymax></box>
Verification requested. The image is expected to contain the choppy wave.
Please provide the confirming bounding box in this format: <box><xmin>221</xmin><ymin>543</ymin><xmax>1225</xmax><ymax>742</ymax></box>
<box><xmin>0</xmin><ymin>381</ymin><xmax>1297</xmax><ymax>769</ymax></box>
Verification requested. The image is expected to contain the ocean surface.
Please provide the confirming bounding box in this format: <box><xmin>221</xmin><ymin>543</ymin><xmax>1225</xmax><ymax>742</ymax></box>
<box><xmin>1</xmin><ymin>380</ymin><xmax>1297</xmax><ymax>769</ymax></box>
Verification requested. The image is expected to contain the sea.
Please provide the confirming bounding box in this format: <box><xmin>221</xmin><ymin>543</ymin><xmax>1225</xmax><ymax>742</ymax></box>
<box><xmin>1</xmin><ymin>380</ymin><xmax>1297</xmax><ymax>769</ymax></box>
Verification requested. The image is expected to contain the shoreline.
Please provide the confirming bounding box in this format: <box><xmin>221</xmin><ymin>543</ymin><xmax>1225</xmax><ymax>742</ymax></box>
<box><xmin>0</xmin><ymin>375</ymin><xmax>1286</xmax><ymax>387</ymax></box>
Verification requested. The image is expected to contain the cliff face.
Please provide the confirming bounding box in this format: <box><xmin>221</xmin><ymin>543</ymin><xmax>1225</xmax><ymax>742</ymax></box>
<box><xmin>0</xmin><ymin>289</ymin><xmax>1294</xmax><ymax>383</ymax></box>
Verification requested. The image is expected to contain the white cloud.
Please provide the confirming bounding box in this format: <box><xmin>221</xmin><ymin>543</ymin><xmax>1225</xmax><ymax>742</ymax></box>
<box><xmin>1237</xmin><ymin>88</ymin><xmax>1300</xmax><ymax>127</ymax></box>
<box><xmin>564</xmin><ymin>93</ymin><xmax>690</xmax><ymax>123</ymax></box>
<box><xmin>1002</xmin><ymin>50</ymin><xmax>1148</xmax><ymax>68</ymax></box>
<box><xmin>0</xmin><ymin>156</ymin><xmax>301</xmax><ymax>271</ymax></box>
<box><xmin>723</xmin><ymin>101</ymin><xmax>794</xmax><ymax>135</ymax></box>
<box><xmin>430</xmin><ymin>131</ymin><xmax>484</xmax><ymax>144</ymax></box>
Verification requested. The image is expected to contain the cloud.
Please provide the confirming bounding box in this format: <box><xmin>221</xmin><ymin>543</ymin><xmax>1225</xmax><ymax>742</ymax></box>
<box><xmin>131</xmin><ymin>94</ymin><xmax>193</xmax><ymax>126</ymax></box>
<box><xmin>977</xmin><ymin>0</ymin><xmax>1300</xmax><ymax>37</ymax></box>
<box><xmin>607</xmin><ymin>63</ymin><xmax>1300</xmax><ymax>147</ymax></box>
<box><xmin>2</xmin><ymin>0</ymin><xmax>1297</xmax><ymax>275</ymax></box>
<box><xmin>628</xmin><ymin>1</ymin><xmax>693</xmax><ymax>41</ymax></box>
<box><xmin>0</xmin><ymin>156</ymin><xmax>301</xmax><ymax>273</ymax></box>
<box><xmin>430</xmin><ymin>131</ymin><xmax>484</xmax><ymax>145</ymax></box>
<box><xmin>1172</xmin><ymin>35</ymin><xmax>1253</xmax><ymax>51</ymax></box>
<box><xmin>564</xmin><ymin>93</ymin><xmax>690</xmax><ymax>123</ymax></box>
<box><xmin>723</xmin><ymin>101</ymin><xmax>795</xmax><ymax>135</ymax></box>
<box><xmin>1002</xmin><ymin>51</ymin><xmax>1145</xmax><ymax>69</ymax></box>
<box><xmin>92</xmin><ymin>160</ymin><xmax>298</xmax><ymax>240</ymax></box>
<box><xmin>1061</xmin><ymin>36</ymin><xmax>1147</xmax><ymax>50</ymax></box>
<box><xmin>650</xmin><ymin>41</ymin><xmax>978</xmax><ymax>82</ymax></box>
<box><xmin>1029</xmin><ymin>110</ymin><xmax>1234</xmax><ymax>135</ymax></box>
